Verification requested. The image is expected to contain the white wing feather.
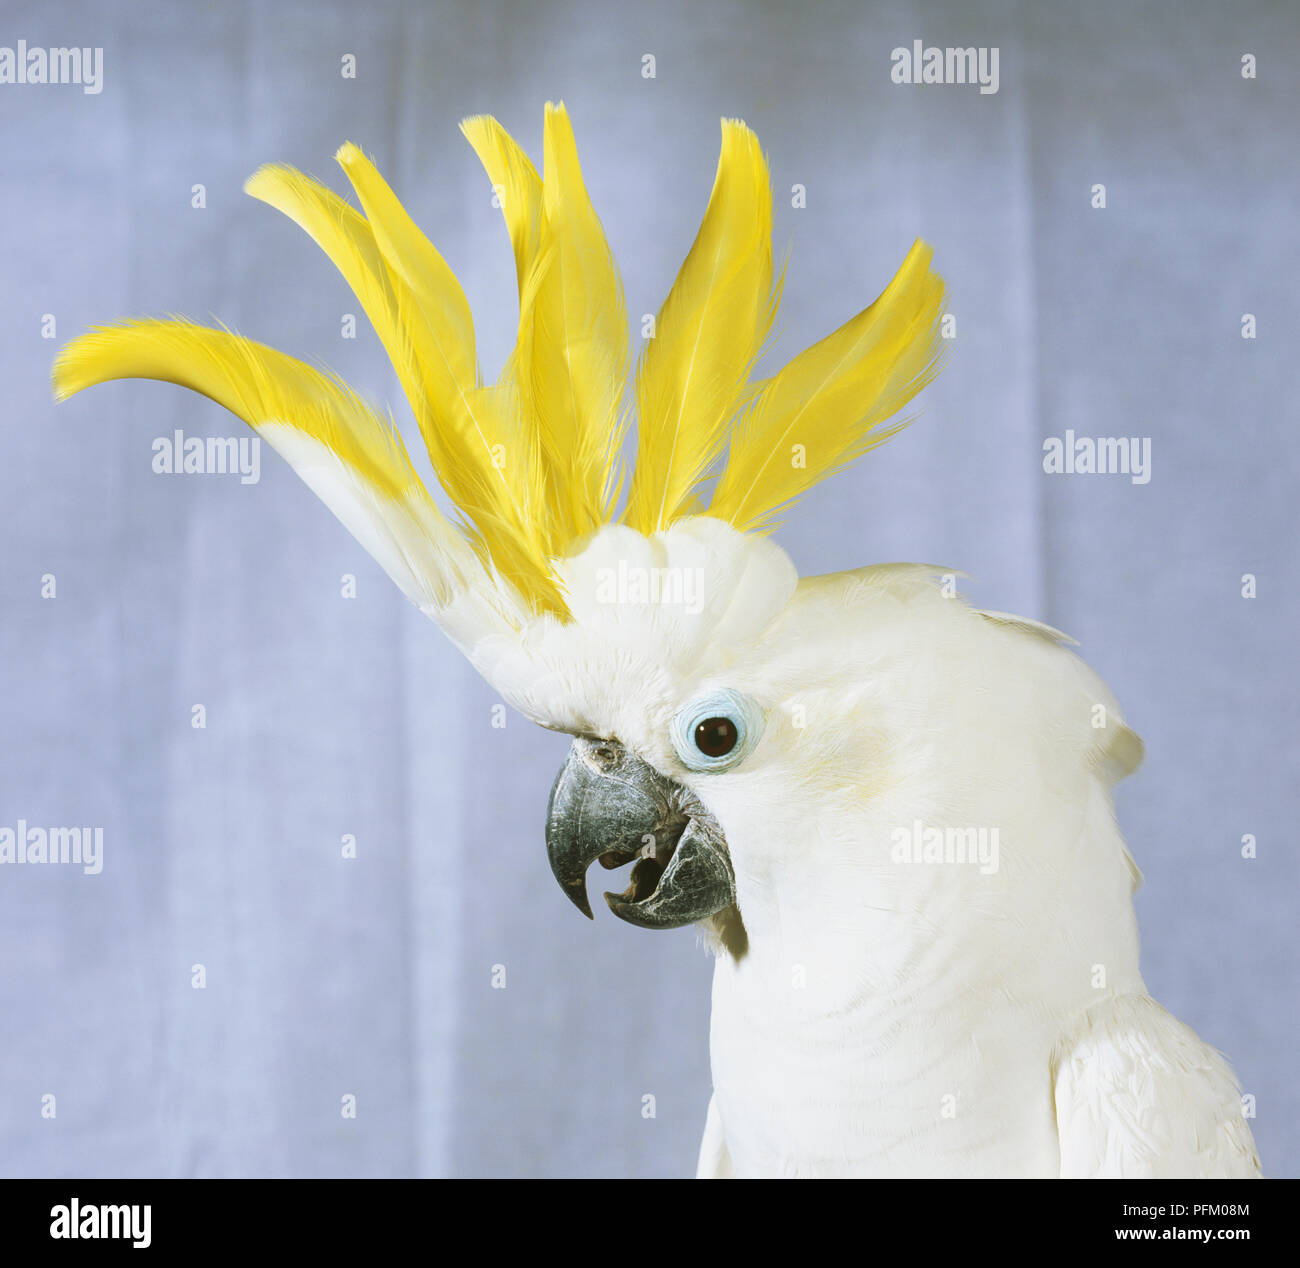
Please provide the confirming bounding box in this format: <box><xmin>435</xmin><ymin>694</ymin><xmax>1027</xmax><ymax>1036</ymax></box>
<box><xmin>1052</xmin><ymin>994</ymin><xmax>1262</xmax><ymax>1178</ymax></box>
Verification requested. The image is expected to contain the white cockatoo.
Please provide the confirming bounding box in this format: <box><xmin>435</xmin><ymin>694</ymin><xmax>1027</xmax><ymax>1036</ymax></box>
<box><xmin>54</xmin><ymin>104</ymin><xmax>1261</xmax><ymax>1179</ymax></box>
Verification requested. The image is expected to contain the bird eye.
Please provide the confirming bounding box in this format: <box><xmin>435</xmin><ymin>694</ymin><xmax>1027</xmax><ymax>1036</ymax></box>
<box><xmin>672</xmin><ymin>689</ymin><xmax>763</xmax><ymax>773</ymax></box>
<box><xmin>694</xmin><ymin>716</ymin><xmax>738</xmax><ymax>758</ymax></box>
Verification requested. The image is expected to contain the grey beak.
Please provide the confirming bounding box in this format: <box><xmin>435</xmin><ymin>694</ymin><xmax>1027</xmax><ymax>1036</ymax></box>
<box><xmin>545</xmin><ymin>737</ymin><xmax>736</xmax><ymax>929</ymax></box>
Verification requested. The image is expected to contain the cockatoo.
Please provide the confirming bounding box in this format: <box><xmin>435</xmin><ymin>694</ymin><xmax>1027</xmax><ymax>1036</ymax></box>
<box><xmin>53</xmin><ymin>104</ymin><xmax>1261</xmax><ymax>1179</ymax></box>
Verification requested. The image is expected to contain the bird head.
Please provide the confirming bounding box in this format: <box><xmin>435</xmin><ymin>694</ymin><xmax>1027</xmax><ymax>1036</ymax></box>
<box><xmin>52</xmin><ymin>103</ymin><xmax>948</xmax><ymax>954</ymax></box>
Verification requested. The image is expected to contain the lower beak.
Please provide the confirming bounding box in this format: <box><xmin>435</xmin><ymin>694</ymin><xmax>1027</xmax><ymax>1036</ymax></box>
<box><xmin>544</xmin><ymin>737</ymin><xmax>737</xmax><ymax>929</ymax></box>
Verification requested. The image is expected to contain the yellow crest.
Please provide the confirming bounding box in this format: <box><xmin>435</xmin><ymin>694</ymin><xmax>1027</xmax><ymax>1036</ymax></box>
<box><xmin>53</xmin><ymin>104</ymin><xmax>946</xmax><ymax>620</ymax></box>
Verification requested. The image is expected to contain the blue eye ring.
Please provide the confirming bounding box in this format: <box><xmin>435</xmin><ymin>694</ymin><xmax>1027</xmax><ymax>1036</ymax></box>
<box><xmin>671</xmin><ymin>689</ymin><xmax>764</xmax><ymax>773</ymax></box>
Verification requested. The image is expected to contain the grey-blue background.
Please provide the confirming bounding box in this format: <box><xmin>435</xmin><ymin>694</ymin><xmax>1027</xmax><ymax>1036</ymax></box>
<box><xmin>1</xmin><ymin>0</ymin><xmax>1295</xmax><ymax>1177</ymax></box>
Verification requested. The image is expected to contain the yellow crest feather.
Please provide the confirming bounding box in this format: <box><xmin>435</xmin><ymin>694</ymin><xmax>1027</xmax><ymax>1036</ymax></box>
<box><xmin>459</xmin><ymin>114</ymin><xmax>544</xmax><ymax>298</ymax></box>
<box><xmin>52</xmin><ymin>317</ymin><xmax>425</xmax><ymax>503</ymax></box>
<box><xmin>710</xmin><ymin>239</ymin><xmax>947</xmax><ymax>532</ymax></box>
<box><xmin>51</xmin><ymin>106</ymin><xmax>947</xmax><ymax>624</ymax></box>
<box><xmin>623</xmin><ymin>120</ymin><xmax>776</xmax><ymax>535</ymax></box>
<box><xmin>332</xmin><ymin>143</ymin><xmax>562</xmax><ymax>610</ymax></box>
<box><xmin>529</xmin><ymin>102</ymin><xmax>629</xmax><ymax>537</ymax></box>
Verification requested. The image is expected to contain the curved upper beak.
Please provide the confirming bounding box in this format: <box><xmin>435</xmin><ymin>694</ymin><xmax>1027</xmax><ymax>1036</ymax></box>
<box><xmin>544</xmin><ymin>737</ymin><xmax>736</xmax><ymax>930</ymax></box>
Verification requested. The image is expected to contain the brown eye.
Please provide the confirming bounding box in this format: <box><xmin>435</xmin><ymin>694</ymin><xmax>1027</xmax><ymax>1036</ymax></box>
<box><xmin>673</xmin><ymin>690</ymin><xmax>762</xmax><ymax>771</ymax></box>
<box><xmin>694</xmin><ymin>716</ymin><xmax>738</xmax><ymax>758</ymax></box>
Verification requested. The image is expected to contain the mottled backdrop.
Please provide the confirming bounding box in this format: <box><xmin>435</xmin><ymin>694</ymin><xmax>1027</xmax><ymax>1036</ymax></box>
<box><xmin>0</xmin><ymin>0</ymin><xmax>1295</xmax><ymax>1177</ymax></box>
